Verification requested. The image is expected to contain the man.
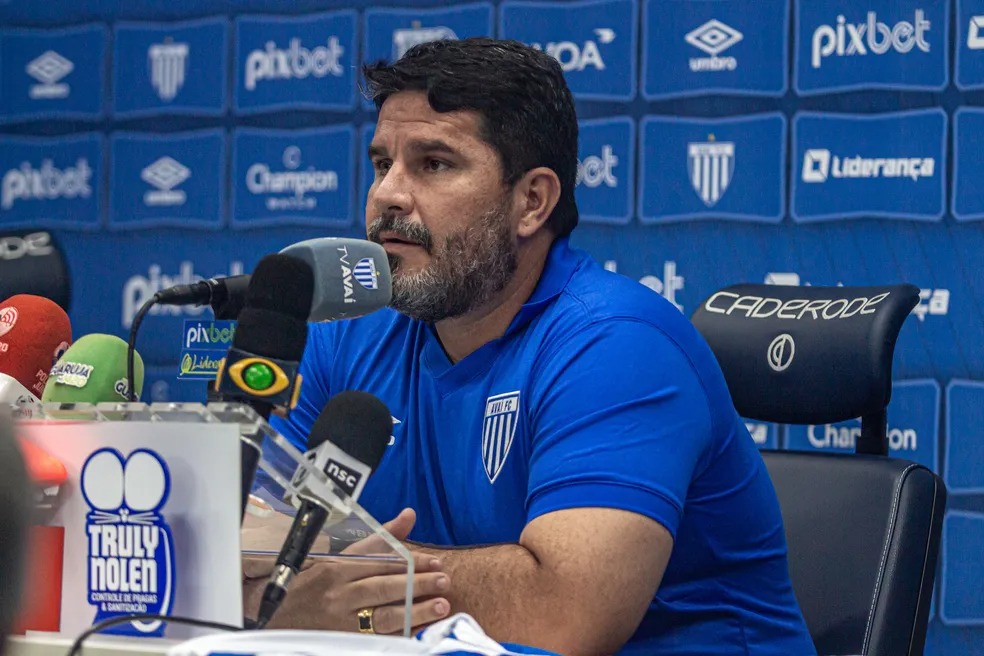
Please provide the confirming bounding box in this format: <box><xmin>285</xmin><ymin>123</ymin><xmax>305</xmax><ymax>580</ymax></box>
<box><xmin>262</xmin><ymin>38</ymin><xmax>815</xmax><ymax>656</ymax></box>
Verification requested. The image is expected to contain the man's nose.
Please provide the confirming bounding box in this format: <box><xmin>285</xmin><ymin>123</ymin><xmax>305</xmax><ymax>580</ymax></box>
<box><xmin>370</xmin><ymin>163</ymin><xmax>413</xmax><ymax>217</ymax></box>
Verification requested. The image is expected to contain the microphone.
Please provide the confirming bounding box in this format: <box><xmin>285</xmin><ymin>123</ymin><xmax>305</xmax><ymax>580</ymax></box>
<box><xmin>152</xmin><ymin>238</ymin><xmax>391</xmax><ymax>322</ymax></box>
<box><xmin>42</xmin><ymin>334</ymin><xmax>144</xmax><ymax>404</ymax></box>
<box><xmin>279</xmin><ymin>237</ymin><xmax>392</xmax><ymax>321</ymax></box>
<box><xmin>256</xmin><ymin>390</ymin><xmax>392</xmax><ymax>628</ymax></box>
<box><xmin>0</xmin><ymin>294</ymin><xmax>72</xmax><ymax>401</ymax></box>
<box><xmin>212</xmin><ymin>254</ymin><xmax>314</xmax><ymax>519</ymax></box>
<box><xmin>154</xmin><ymin>274</ymin><xmax>251</xmax><ymax>319</ymax></box>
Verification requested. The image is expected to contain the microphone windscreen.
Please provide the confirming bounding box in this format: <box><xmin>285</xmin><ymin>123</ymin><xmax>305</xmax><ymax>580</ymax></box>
<box><xmin>233</xmin><ymin>308</ymin><xmax>308</xmax><ymax>362</ymax></box>
<box><xmin>309</xmin><ymin>391</ymin><xmax>392</xmax><ymax>471</ymax></box>
<box><xmin>280</xmin><ymin>238</ymin><xmax>392</xmax><ymax>322</ymax></box>
<box><xmin>245</xmin><ymin>255</ymin><xmax>314</xmax><ymax>322</ymax></box>
<box><xmin>41</xmin><ymin>334</ymin><xmax>144</xmax><ymax>404</ymax></box>
<box><xmin>0</xmin><ymin>295</ymin><xmax>72</xmax><ymax>398</ymax></box>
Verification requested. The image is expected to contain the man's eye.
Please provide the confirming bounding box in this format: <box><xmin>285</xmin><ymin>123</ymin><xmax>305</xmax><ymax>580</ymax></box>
<box><xmin>374</xmin><ymin>160</ymin><xmax>391</xmax><ymax>175</ymax></box>
<box><xmin>425</xmin><ymin>159</ymin><xmax>450</xmax><ymax>172</ymax></box>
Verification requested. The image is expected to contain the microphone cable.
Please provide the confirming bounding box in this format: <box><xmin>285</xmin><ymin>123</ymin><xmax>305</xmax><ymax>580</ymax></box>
<box><xmin>66</xmin><ymin>613</ymin><xmax>241</xmax><ymax>656</ymax></box>
<box><xmin>126</xmin><ymin>296</ymin><xmax>158</xmax><ymax>403</ymax></box>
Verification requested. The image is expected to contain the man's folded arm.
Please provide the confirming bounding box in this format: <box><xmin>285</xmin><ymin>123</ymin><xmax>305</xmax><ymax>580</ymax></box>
<box><xmin>411</xmin><ymin>506</ymin><xmax>672</xmax><ymax>656</ymax></box>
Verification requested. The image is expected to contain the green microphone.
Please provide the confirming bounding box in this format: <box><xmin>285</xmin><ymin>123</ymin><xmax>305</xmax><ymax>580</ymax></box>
<box><xmin>42</xmin><ymin>334</ymin><xmax>145</xmax><ymax>403</ymax></box>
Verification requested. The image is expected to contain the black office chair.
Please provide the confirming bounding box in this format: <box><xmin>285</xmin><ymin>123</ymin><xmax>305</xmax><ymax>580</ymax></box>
<box><xmin>692</xmin><ymin>283</ymin><xmax>946</xmax><ymax>656</ymax></box>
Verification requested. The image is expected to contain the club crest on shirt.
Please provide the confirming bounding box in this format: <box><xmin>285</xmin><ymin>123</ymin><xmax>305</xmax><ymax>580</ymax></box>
<box><xmin>482</xmin><ymin>391</ymin><xmax>520</xmax><ymax>484</ymax></box>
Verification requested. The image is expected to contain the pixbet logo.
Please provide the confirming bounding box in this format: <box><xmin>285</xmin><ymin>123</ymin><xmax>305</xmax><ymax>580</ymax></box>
<box><xmin>811</xmin><ymin>10</ymin><xmax>931</xmax><ymax>69</ymax></box>
<box><xmin>184</xmin><ymin>322</ymin><xmax>236</xmax><ymax>349</ymax></box>
<box><xmin>244</xmin><ymin>37</ymin><xmax>345</xmax><ymax>91</ymax></box>
<box><xmin>1</xmin><ymin>159</ymin><xmax>93</xmax><ymax>210</ymax></box>
<box><xmin>531</xmin><ymin>28</ymin><xmax>615</xmax><ymax>72</ymax></box>
<box><xmin>576</xmin><ymin>145</ymin><xmax>618</xmax><ymax>188</ymax></box>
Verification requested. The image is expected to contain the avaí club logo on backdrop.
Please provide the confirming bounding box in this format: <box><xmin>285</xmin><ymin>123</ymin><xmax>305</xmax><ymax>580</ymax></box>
<box><xmin>82</xmin><ymin>448</ymin><xmax>175</xmax><ymax>636</ymax></box>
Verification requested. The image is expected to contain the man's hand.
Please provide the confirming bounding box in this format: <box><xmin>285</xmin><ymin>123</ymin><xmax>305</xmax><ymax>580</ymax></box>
<box><xmin>242</xmin><ymin>508</ymin><xmax>451</xmax><ymax>633</ymax></box>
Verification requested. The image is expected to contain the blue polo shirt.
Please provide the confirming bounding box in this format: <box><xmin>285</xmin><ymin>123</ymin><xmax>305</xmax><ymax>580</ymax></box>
<box><xmin>270</xmin><ymin>238</ymin><xmax>815</xmax><ymax>655</ymax></box>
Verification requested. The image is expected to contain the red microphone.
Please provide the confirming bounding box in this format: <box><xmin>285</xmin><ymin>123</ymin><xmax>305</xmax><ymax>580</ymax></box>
<box><xmin>0</xmin><ymin>294</ymin><xmax>72</xmax><ymax>401</ymax></box>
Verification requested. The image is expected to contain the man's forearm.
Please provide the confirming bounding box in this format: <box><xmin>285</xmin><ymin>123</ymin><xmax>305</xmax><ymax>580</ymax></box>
<box><xmin>409</xmin><ymin>541</ymin><xmax>595</xmax><ymax>654</ymax></box>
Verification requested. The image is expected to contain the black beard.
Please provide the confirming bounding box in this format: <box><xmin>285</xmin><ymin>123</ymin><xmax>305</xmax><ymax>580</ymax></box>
<box><xmin>367</xmin><ymin>206</ymin><xmax>518</xmax><ymax>323</ymax></box>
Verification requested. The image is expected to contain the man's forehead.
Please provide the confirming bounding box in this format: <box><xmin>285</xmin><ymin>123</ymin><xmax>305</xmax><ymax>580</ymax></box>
<box><xmin>373</xmin><ymin>92</ymin><xmax>484</xmax><ymax>145</ymax></box>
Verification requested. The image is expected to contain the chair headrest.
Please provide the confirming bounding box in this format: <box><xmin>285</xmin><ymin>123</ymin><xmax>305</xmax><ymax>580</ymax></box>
<box><xmin>691</xmin><ymin>284</ymin><xmax>919</xmax><ymax>425</ymax></box>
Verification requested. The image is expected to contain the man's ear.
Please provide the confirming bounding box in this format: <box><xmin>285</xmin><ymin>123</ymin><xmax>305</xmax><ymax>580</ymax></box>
<box><xmin>513</xmin><ymin>167</ymin><xmax>562</xmax><ymax>238</ymax></box>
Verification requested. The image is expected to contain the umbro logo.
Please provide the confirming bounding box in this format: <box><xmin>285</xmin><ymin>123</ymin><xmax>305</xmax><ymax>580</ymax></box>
<box><xmin>141</xmin><ymin>156</ymin><xmax>191</xmax><ymax>207</ymax></box>
<box><xmin>27</xmin><ymin>50</ymin><xmax>73</xmax><ymax>99</ymax></box>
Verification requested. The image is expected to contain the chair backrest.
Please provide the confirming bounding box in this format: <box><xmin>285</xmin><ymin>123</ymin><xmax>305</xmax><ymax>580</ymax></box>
<box><xmin>691</xmin><ymin>283</ymin><xmax>919</xmax><ymax>455</ymax></box>
<box><xmin>692</xmin><ymin>283</ymin><xmax>946</xmax><ymax>656</ymax></box>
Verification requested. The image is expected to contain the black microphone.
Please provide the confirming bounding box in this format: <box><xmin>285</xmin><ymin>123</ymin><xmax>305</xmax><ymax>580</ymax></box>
<box><xmin>255</xmin><ymin>390</ymin><xmax>392</xmax><ymax>628</ymax></box>
<box><xmin>154</xmin><ymin>274</ymin><xmax>251</xmax><ymax>312</ymax></box>
<box><xmin>212</xmin><ymin>254</ymin><xmax>314</xmax><ymax>519</ymax></box>
<box><xmin>153</xmin><ymin>237</ymin><xmax>392</xmax><ymax>321</ymax></box>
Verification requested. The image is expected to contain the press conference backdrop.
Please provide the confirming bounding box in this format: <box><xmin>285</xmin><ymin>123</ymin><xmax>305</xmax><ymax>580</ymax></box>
<box><xmin>0</xmin><ymin>0</ymin><xmax>982</xmax><ymax>651</ymax></box>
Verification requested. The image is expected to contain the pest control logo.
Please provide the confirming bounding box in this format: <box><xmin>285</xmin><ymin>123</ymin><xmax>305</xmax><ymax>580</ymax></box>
<box><xmin>82</xmin><ymin>448</ymin><xmax>175</xmax><ymax>636</ymax></box>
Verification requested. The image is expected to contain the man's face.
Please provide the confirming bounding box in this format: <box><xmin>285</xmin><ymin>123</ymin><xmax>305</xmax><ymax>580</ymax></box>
<box><xmin>366</xmin><ymin>91</ymin><xmax>519</xmax><ymax>323</ymax></box>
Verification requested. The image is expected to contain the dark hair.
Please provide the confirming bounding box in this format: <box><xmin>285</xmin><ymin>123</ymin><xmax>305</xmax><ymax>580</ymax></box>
<box><xmin>363</xmin><ymin>38</ymin><xmax>579</xmax><ymax>238</ymax></box>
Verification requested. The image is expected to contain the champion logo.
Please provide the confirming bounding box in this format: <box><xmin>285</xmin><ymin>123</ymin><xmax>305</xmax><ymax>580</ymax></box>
<box><xmin>141</xmin><ymin>157</ymin><xmax>191</xmax><ymax>207</ymax></box>
<box><xmin>27</xmin><ymin>50</ymin><xmax>74</xmax><ymax>99</ymax></box>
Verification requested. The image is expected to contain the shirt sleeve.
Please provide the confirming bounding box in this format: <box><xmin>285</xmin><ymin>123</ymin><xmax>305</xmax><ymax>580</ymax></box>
<box><xmin>526</xmin><ymin>318</ymin><xmax>715</xmax><ymax>539</ymax></box>
<box><xmin>267</xmin><ymin>322</ymin><xmax>333</xmax><ymax>453</ymax></box>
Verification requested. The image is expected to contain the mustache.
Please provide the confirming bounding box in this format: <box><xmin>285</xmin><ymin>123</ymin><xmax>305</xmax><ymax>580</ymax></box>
<box><xmin>367</xmin><ymin>215</ymin><xmax>434</xmax><ymax>253</ymax></box>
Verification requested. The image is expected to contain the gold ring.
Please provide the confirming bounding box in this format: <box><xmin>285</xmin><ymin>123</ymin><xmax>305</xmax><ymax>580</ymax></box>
<box><xmin>357</xmin><ymin>607</ymin><xmax>375</xmax><ymax>634</ymax></box>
